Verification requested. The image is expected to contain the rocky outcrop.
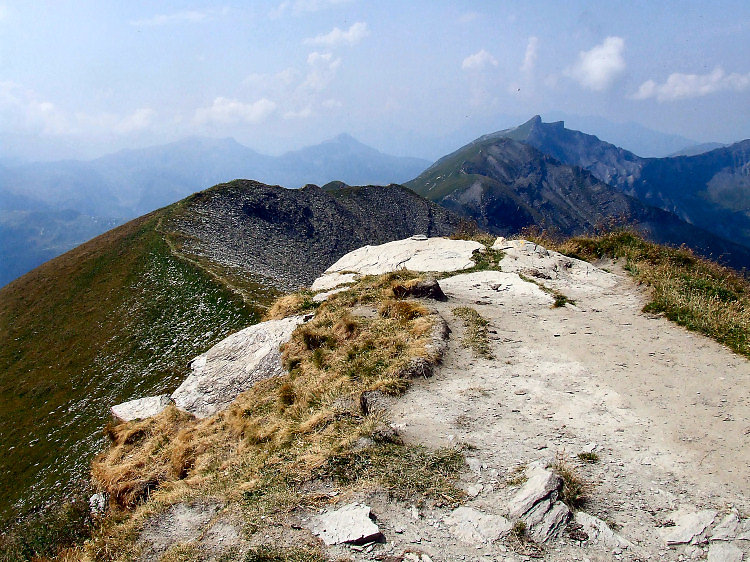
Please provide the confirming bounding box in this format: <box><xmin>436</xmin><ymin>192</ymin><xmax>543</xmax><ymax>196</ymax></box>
<box><xmin>171</xmin><ymin>315</ymin><xmax>308</xmax><ymax>418</ymax></box>
<box><xmin>311</xmin><ymin>236</ymin><xmax>483</xmax><ymax>291</ymax></box>
<box><xmin>507</xmin><ymin>464</ymin><xmax>571</xmax><ymax>543</ymax></box>
<box><xmin>494</xmin><ymin>237</ymin><xmax>616</xmax><ymax>295</ymax></box>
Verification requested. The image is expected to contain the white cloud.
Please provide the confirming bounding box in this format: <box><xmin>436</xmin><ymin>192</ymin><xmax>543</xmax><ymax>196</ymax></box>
<box><xmin>302</xmin><ymin>51</ymin><xmax>341</xmax><ymax>91</ymax></box>
<box><xmin>0</xmin><ymin>82</ymin><xmax>158</xmax><ymax>137</ymax></box>
<box><xmin>271</xmin><ymin>0</ymin><xmax>351</xmax><ymax>18</ymax></box>
<box><xmin>194</xmin><ymin>97</ymin><xmax>276</xmax><ymax>125</ymax></box>
<box><xmin>322</xmin><ymin>98</ymin><xmax>342</xmax><ymax>108</ymax></box>
<box><xmin>113</xmin><ymin>108</ymin><xmax>156</xmax><ymax>134</ymax></box>
<box><xmin>0</xmin><ymin>5</ymin><xmax>8</xmax><ymax>22</ymax></box>
<box><xmin>631</xmin><ymin>67</ymin><xmax>750</xmax><ymax>102</ymax></box>
<box><xmin>283</xmin><ymin>106</ymin><xmax>313</xmax><ymax>119</ymax></box>
<box><xmin>305</xmin><ymin>21</ymin><xmax>369</xmax><ymax>46</ymax></box>
<box><xmin>521</xmin><ymin>36</ymin><xmax>539</xmax><ymax>74</ymax></box>
<box><xmin>566</xmin><ymin>36</ymin><xmax>626</xmax><ymax>91</ymax></box>
<box><xmin>462</xmin><ymin>49</ymin><xmax>498</xmax><ymax>71</ymax></box>
<box><xmin>130</xmin><ymin>8</ymin><xmax>227</xmax><ymax>27</ymax></box>
<box><xmin>0</xmin><ymin>81</ymin><xmax>70</xmax><ymax>135</ymax></box>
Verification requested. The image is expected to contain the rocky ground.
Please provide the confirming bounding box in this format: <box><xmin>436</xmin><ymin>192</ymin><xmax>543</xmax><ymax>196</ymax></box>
<box><xmin>131</xmin><ymin>238</ymin><xmax>750</xmax><ymax>561</ymax></box>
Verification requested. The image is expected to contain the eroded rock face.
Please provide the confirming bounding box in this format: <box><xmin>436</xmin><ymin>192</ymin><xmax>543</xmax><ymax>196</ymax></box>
<box><xmin>307</xmin><ymin>503</ymin><xmax>382</xmax><ymax>545</ymax></box>
<box><xmin>171</xmin><ymin>315</ymin><xmax>307</xmax><ymax>418</ymax></box>
<box><xmin>312</xmin><ymin>237</ymin><xmax>484</xmax><ymax>291</ymax></box>
<box><xmin>111</xmin><ymin>395</ymin><xmax>172</xmax><ymax>422</ymax></box>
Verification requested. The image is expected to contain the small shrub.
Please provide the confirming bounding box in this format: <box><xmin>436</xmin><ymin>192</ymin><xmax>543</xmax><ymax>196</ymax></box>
<box><xmin>577</xmin><ymin>452</ymin><xmax>599</xmax><ymax>463</ymax></box>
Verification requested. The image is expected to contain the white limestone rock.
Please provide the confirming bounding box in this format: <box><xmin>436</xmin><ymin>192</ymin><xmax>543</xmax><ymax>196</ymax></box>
<box><xmin>495</xmin><ymin>238</ymin><xmax>616</xmax><ymax>295</ymax></box>
<box><xmin>711</xmin><ymin>513</ymin><xmax>741</xmax><ymax>541</ymax></box>
<box><xmin>111</xmin><ymin>394</ymin><xmax>172</xmax><ymax>422</ymax></box>
<box><xmin>443</xmin><ymin>506</ymin><xmax>512</xmax><ymax>544</ymax></box>
<box><xmin>171</xmin><ymin>315</ymin><xmax>307</xmax><ymax>418</ymax></box>
<box><xmin>312</xmin><ymin>237</ymin><xmax>484</xmax><ymax>291</ymax></box>
<box><xmin>664</xmin><ymin>509</ymin><xmax>718</xmax><ymax>545</ymax></box>
<box><xmin>575</xmin><ymin>511</ymin><xmax>633</xmax><ymax>549</ymax></box>
<box><xmin>307</xmin><ymin>503</ymin><xmax>382</xmax><ymax>545</ymax></box>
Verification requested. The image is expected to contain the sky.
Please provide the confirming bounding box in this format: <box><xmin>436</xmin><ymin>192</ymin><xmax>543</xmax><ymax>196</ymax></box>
<box><xmin>1</xmin><ymin>0</ymin><xmax>749</xmax><ymax>161</ymax></box>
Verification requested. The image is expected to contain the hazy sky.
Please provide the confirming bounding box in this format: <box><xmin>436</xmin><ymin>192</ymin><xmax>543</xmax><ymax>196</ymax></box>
<box><xmin>1</xmin><ymin>1</ymin><xmax>749</xmax><ymax>160</ymax></box>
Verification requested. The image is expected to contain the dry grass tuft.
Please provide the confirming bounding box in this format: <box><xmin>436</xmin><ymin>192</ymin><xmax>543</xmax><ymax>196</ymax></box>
<box><xmin>263</xmin><ymin>291</ymin><xmax>318</xmax><ymax>320</ymax></box>
<box><xmin>550</xmin><ymin>451</ymin><xmax>587</xmax><ymax>510</ymax></box>
<box><xmin>91</xmin><ymin>405</ymin><xmax>198</xmax><ymax>509</ymax></box>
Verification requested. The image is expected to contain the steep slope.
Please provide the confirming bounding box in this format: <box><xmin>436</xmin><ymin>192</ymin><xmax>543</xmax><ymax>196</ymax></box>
<box><xmin>0</xmin><ymin>181</ymin><xmax>464</xmax><ymax>526</ymax></box>
<box><xmin>500</xmin><ymin>116</ymin><xmax>750</xmax><ymax>249</ymax></box>
<box><xmin>406</xmin><ymin>135</ymin><xmax>750</xmax><ymax>269</ymax></box>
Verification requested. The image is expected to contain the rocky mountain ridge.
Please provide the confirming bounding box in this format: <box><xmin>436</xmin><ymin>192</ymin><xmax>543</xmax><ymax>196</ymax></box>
<box><xmin>406</xmin><ymin>133</ymin><xmax>750</xmax><ymax>270</ymax></box>
<box><xmin>0</xmin><ymin>135</ymin><xmax>430</xmax><ymax>287</ymax></box>
<box><xmin>88</xmin><ymin>236</ymin><xmax>750</xmax><ymax>562</ymax></box>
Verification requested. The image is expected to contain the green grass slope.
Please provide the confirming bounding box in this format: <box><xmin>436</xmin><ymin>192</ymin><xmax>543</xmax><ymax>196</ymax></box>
<box><xmin>0</xmin><ymin>206</ymin><xmax>262</xmax><ymax>525</ymax></box>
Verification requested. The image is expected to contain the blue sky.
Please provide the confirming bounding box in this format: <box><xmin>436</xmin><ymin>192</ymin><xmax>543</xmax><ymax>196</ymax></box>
<box><xmin>1</xmin><ymin>0</ymin><xmax>749</xmax><ymax>160</ymax></box>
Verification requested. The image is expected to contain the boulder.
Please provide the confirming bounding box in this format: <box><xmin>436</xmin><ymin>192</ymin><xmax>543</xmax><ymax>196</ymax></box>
<box><xmin>171</xmin><ymin>315</ymin><xmax>307</xmax><ymax>418</ymax></box>
<box><xmin>307</xmin><ymin>503</ymin><xmax>382</xmax><ymax>545</ymax></box>
<box><xmin>111</xmin><ymin>394</ymin><xmax>172</xmax><ymax>422</ymax></box>
<box><xmin>391</xmin><ymin>278</ymin><xmax>448</xmax><ymax>301</ymax></box>
<box><xmin>443</xmin><ymin>506</ymin><xmax>512</xmax><ymax>544</ymax></box>
<box><xmin>312</xmin><ymin>237</ymin><xmax>484</xmax><ymax>291</ymax></box>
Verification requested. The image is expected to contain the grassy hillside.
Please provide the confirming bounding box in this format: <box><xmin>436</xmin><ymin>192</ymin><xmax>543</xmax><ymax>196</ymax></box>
<box><xmin>0</xmin><ymin>206</ymin><xmax>264</xmax><ymax>525</ymax></box>
<box><xmin>0</xmin><ymin>180</ymin><xmax>465</xmax><ymax>533</ymax></box>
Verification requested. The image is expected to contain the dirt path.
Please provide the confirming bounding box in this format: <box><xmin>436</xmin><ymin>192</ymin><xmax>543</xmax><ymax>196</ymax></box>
<box><xmin>378</xmin><ymin>254</ymin><xmax>750</xmax><ymax>560</ymax></box>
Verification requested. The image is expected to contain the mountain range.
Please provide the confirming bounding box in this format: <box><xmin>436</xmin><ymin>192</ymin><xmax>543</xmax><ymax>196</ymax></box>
<box><xmin>490</xmin><ymin>116</ymin><xmax>750</xmax><ymax>251</ymax></box>
<box><xmin>406</xmin><ymin>119</ymin><xmax>750</xmax><ymax>270</ymax></box>
<box><xmin>0</xmin><ymin>135</ymin><xmax>430</xmax><ymax>286</ymax></box>
<box><xmin>2</xmin><ymin>114</ymin><xmax>750</xmax><ymax>529</ymax></box>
